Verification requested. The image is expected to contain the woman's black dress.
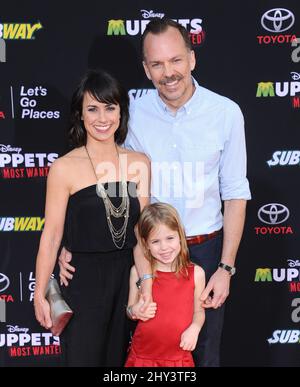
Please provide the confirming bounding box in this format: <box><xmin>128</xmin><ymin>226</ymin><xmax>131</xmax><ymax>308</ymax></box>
<box><xmin>60</xmin><ymin>182</ymin><xmax>140</xmax><ymax>366</ymax></box>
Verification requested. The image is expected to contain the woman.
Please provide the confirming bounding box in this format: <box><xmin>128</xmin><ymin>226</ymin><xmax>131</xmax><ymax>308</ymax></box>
<box><xmin>34</xmin><ymin>69</ymin><xmax>150</xmax><ymax>366</ymax></box>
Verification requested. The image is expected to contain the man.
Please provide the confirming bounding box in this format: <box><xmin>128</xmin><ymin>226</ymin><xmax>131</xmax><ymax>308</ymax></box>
<box><xmin>60</xmin><ymin>18</ymin><xmax>251</xmax><ymax>366</ymax></box>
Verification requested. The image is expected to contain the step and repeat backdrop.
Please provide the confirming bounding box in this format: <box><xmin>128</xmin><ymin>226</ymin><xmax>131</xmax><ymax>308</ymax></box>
<box><xmin>0</xmin><ymin>1</ymin><xmax>299</xmax><ymax>367</ymax></box>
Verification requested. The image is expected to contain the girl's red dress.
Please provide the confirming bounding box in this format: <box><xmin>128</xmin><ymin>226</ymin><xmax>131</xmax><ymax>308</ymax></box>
<box><xmin>125</xmin><ymin>265</ymin><xmax>195</xmax><ymax>367</ymax></box>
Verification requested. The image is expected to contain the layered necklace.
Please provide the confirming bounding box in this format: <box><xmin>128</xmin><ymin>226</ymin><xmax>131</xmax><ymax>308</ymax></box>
<box><xmin>85</xmin><ymin>145</ymin><xmax>130</xmax><ymax>249</ymax></box>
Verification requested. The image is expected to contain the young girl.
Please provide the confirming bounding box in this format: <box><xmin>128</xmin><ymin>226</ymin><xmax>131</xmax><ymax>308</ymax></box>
<box><xmin>125</xmin><ymin>202</ymin><xmax>205</xmax><ymax>367</ymax></box>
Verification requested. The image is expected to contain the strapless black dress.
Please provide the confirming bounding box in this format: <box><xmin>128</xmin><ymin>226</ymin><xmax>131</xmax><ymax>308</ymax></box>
<box><xmin>60</xmin><ymin>182</ymin><xmax>140</xmax><ymax>367</ymax></box>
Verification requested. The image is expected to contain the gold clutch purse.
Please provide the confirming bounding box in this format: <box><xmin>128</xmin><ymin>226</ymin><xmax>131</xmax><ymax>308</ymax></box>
<box><xmin>45</xmin><ymin>278</ymin><xmax>73</xmax><ymax>336</ymax></box>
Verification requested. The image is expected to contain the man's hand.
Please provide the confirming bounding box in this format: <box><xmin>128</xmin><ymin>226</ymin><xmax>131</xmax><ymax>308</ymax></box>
<box><xmin>200</xmin><ymin>268</ymin><xmax>231</xmax><ymax>309</ymax></box>
<box><xmin>180</xmin><ymin>323</ymin><xmax>200</xmax><ymax>351</ymax></box>
<box><xmin>58</xmin><ymin>247</ymin><xmax>75</xmax><ymax>286</ymax></box>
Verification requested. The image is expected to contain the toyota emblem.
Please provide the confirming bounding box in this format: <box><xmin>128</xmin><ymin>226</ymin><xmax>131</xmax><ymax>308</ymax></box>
<box><xmin>261</xmin><ymin>8</ymin><xmax>295</xmax><ymax>33</ymax></box>
<box><xmin>0</xmin><ymin>273</ymin><xmax>10</xmax><ymax>293</ymax></box>
<box><xmin>258</xmin><ymin>203</ymin><xmax>290</xmax><ymax>225</ymax></box>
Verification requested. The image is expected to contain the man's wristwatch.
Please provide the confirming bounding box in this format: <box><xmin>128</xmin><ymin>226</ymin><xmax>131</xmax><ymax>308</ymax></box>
<box><xmin>218</xmin><ymin>262</ymin><xmax>236</xmax><ymax>276</ymax></box>
<box><xmin>136</xmin><ymin>274</ymin><xmax>154</xmax><ymax>289</ymax></box>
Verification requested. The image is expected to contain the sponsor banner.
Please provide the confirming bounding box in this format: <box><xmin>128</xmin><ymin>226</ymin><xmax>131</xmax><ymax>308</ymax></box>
<box><xmin>255</xmin><ymin>267</ymin><xmax>300</xmax><ymax>282</ymax></box>
<box><xmin>256</xmin><ymin>73</ymin><xmax>300</xmax><ymax>105</ymax></box>
<box><xmin>0</xmin><ymin>22</ymin><xmax>43</xmax><ymax>40</ymax></box>
<box><xmin>257</xmin><ymin>8</ymin><xmax>297</xmax><ymax>45</ymax></box>
<box><xmin>128</xmin><ymin>88</ymin><xmax>153</xmax><ymax>101</ymax></box>
<box><xmin>0</xmin><ymin>272</ymin><xmax>55</xmax><ymax>303</ymax></box>
<box><xmin>267</xmin><ymin>330</ymin><xmax>300</xmax><ymax>344</ymax></box>
<box><xmin>0</xmin><ymin>217</ymin><xmax>45</xmax><ymax>232</ymax></box>
<box><xmin>0</xmin><ymin>273</ymin><xmax>13</xmax><ymax>303</ymax></box>
<box><xmin>267</xmin><ymin>150</ymin><xmax>300</xmax><ymax>166</ymax></box>
<box><xmin>0</xmin><ymin>325</ymin><xmax>61</xmax><ymax>358</ymax></box>
<box><xmin>15</xmin><ymin>86</ymin><xmax>61</xmax><ymax>120</ymax></box>
<box><xmin>255</xmin><ymin>203</ymin><xmax>293</xmax><ymax>235</ymax></box>
<box><xmin>255</xmin><ymin>260</ymin><xmax>300</xmax><ymax>288</ymax></box>
<box><xmin>0</xmin><ymin>22</ymin><xmax>43</xmax><ymax>64</ymax></box>
<box><xmin>0</xmin><ymin>145</ymin><xmax>58</xmax><ymax>179</ymax></box>
<box><xmin>107</xmin><ymin>9</ymin><xmax>205</xmax><ymax>45</ymax></box>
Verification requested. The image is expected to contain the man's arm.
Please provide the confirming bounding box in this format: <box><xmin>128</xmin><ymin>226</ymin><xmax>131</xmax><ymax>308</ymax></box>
<box><xmin>200</xmin><ymin>100</ymin><xmax>250</xmax><ymax>308</ymax></box>
<box><xmin>221</xmin><ymin>199</ymin><xmax>247</xmax><ymax>267</ymax></box>
<box><xmin>200</xmin><ymin>199</ymin><xmax>246</xmax><ymax>308</ymax></box>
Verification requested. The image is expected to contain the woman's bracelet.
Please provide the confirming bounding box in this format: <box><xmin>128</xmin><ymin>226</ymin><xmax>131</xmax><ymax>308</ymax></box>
<box><xmin>126</xmin><ymin>305</ymin><xmax>137</xmax><ymax>320</ymax></box>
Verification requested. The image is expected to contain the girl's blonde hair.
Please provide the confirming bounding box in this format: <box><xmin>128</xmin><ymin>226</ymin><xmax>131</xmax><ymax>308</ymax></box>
<box><xmin>138</xmin><ymin>202</ymin><xmax>191</xmax><ymax>275</ymax></box>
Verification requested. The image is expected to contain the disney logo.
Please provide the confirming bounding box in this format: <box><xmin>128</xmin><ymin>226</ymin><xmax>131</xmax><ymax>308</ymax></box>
<box><xmin>287</xmin><ymin>259</ymin><xmax>300</xmax><ymax>268</ymax></box>
<box><xmin>6</xmin><ymin>325</ymin><xmax>29</xmax><ymax>333</ymax></box>
<box><xmin>140</xmin><ymin>10</ymin><xmax>165</xmax><ymax>19</ymax></box>
<box><xmin>291</xmin><ymin>72</ymin><xmax>300</xmax><ymax>81</ymax></box>
<box><xmin>0</xmin><ymin>144</ymin><xmax>22</xmax><ymax>153</ymax></box>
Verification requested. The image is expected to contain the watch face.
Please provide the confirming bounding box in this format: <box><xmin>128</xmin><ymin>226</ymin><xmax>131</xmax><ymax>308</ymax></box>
<box><xmin>219</xmin><ymin>262</ymin><xmax>236</xmax><ymax>275</ymax></box>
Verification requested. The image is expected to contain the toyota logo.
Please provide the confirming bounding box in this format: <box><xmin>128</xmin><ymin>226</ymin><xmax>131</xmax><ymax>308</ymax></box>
<box><xmin>261</xmin><ymin>8</ymin><xmax>295</xmax><ymax>33</ymax></box>
<box><xmin>0</xmin><ymin>273</ymin><xmax>10</xmax><ymax>292</ymax></box>
<box><xmin>258</xmin><ymin>203</ymin><xmax>290</xmax><ymax>225</ymax></box>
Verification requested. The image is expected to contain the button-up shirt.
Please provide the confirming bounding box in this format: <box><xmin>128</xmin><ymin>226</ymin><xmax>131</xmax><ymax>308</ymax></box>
<box><xmin>125</xmin><ymin>79</ymin><xmax>251</xmax><ymax>236</ymax></box>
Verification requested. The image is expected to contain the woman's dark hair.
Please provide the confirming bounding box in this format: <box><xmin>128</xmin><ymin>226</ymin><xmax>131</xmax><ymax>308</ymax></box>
<box><xmin>69</xmin><ymin>69</ymin><xmax>129</xmax><ymax>147</ymax></box>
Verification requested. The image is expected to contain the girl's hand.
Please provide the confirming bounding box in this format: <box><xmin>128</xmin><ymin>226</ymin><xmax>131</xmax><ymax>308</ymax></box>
<box><xmin>132</xmin><ymin>297</ymin><xmax>157</xmax><ymax>321</ymax></box>
<box><xmin>179</xmin><ymin>323</ymin><xmax>201</xmax><ymax>351</ymax></box>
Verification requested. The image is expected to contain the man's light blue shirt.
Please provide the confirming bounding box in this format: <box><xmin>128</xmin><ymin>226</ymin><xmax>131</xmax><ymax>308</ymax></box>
<box><xmin>125</xmin><ymin>79</ymin><xmax>251</xmax><ymax>236</ymax></box>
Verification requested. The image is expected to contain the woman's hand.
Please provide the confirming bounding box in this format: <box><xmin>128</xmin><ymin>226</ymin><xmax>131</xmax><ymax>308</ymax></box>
<box><xmin>34</xmin><ymin>295</ymin><xmax>52</xmax><ymax>330</ymax></box>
